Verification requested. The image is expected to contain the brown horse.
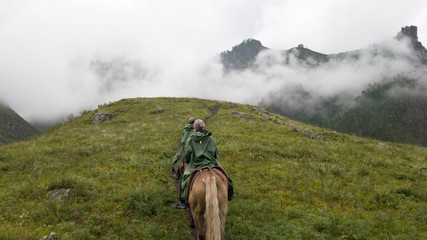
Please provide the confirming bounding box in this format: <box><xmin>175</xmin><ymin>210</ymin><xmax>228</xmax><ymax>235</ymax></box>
<box><xmin>179</xmin><ymin>156</ymin><xmax>187</xmax><ymax>177</ymax></box>
<box><xmin>188</xmin><ymin>167</ymin><xmax>228</xmax><ymax>240</ymax></box>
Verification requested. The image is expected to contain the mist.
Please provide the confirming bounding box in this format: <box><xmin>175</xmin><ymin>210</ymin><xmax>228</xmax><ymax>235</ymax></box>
<box><xmin>263</xmin><ymin>38</ymin><xmax>425</xmax><ymax>102</ymax></box>
<box><xmin>1</xmin><ymin>0</ymin><xmax>426</xmax><ymax>123</ymax></box>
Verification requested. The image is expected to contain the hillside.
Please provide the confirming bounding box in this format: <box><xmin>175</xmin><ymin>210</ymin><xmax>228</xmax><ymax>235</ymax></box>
<box><xmin>221</xmin><ymin>26</ymin><xmax>427</xmax><ymax>146</ymax></box>
<box><xmin>0</xmin><ymin>102</ymin><xmax>39</xmax><ymax>145</ymax></box>
<box><xmin>0</xmin><ymin>97</ymin><xmax>426</xmax><ymax>239</ymax></box>
<box><xmin>267</xmin><ymin>76</ymin><xmax>427</xmax><ymax>147</ymax></box>
<box><xmin>331</xmin><ymin>77</ymin><xmax>427</xmax><ymax>146</ymax></box>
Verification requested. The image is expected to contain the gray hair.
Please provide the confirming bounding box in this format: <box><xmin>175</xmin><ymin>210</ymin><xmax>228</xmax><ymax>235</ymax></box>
<box><xmin>194</xmin><ymin>119</ymin><xmax>205</xmax><ymax>130</ymax></box>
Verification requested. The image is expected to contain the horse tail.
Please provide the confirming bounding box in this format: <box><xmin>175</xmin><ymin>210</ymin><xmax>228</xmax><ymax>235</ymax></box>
<box><xmin>205</xmin><ymin>174</ymin><xmax>222</xmax><ymax>240</ymax></box>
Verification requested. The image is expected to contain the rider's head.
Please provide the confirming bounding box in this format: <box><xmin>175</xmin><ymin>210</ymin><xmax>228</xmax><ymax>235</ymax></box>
<box><xmin>194</xmin><ymin>119</ymin><xmax>205</xmax><ymax>131</ymax></box>
<box><xmin>188</xmin><ymin>118</ymin><xmax>196</xmax><ymax>124</ymax></box>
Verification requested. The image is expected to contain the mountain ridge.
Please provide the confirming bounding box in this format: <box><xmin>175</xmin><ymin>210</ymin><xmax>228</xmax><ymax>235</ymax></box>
<box><xmin>220</xmin><ymin>26</ymin><xmax>427</xmax><ymax>146</ymax></box>
<box><xmin>221</xmin><ymin>25</ymin><xmax>427</xmax><ymax>69</ymax></box>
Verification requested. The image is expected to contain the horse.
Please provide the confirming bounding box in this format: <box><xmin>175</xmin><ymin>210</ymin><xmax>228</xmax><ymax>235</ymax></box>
<box><xmin>188</xmin><ymin>167</ymin><xmax>228</xmax><ymax>240</ymax></box>
<box><xmin>179</xmin><ymin>155</ymin><xmax>187</xmax><ymax>178</ymax></box>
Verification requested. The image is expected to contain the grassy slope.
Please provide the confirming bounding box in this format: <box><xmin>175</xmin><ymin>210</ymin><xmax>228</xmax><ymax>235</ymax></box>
<box><xmin>0</xmin><ymin>98</ymin><xmax>426</xmax><ymax>239</ymax></box>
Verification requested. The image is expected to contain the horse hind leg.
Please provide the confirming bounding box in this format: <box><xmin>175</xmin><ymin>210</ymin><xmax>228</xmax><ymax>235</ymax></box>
<box><xmin>216</xmin><ymin>171</ymin><xmax>228</xmax><ymax>238</ymax></box>
<box><xmin>192</xmin><ymin>212</ymin><xmax>205</xmax><ymax>240</ymax></box>
<box><xmin>190</xmin><ymin>178</ymin><xmax>206</xmax><ymax>240</ymax></box>
<box><xmin>219</xmin><ymin>189</ymin><xmax>228</xmax><ymax>237</ymax></box>
<box><xmin>190</xmin><ymin>213</ymin><xmax>195</xmax><ymax>228</ymax></box>
<box><xmin>196</xmin><ymin>208</ymin><xmax>206</xmax><ymax>239</ymax></box>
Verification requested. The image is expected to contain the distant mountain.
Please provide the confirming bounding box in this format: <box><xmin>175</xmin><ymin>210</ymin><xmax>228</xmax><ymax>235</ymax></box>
<box><xmin>220</xmin><ymin>26</ymin><xmax>427</xmax><ymax>146</ymax></box>
<box><xmin>220</xmin><ymin>39</ymin><xmax>267</xmax><ymax>71</ymax></box>
<box><xmin>221</xmin><ymin>26</ymin><xmax>427</xmax><ymax>69</ymax></box>
<box><xmin>0</xmin><ymin>102</ymin><xmax>39</xmax><ymax>145</ymax></box>
<box><xmin>220</xmin><ymin>39</ymin><xmax>329</xmax><ymax>71</ymax></box>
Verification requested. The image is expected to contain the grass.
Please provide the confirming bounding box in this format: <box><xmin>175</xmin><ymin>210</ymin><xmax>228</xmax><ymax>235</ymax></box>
<box><xmin>0</xmin><ymin>97</ymin><xmax>426</xmax><ymax>239</ymax></box>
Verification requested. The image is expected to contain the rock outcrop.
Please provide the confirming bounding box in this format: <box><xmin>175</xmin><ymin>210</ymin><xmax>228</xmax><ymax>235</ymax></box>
<box><xmin>90</xmin><ymin>112</ymin><xmax>112</xmax><ymax>124</ymax></box>
<box><xmin>396</xmin><ymin>25</ymin><xmax>427</xmax><ymax>63</ymax></box>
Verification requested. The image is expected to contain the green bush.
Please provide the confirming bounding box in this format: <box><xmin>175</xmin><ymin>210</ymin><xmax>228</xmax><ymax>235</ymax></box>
<box><xmin>126</xmin><ymin>187</ymin><xmax>164</xmax><ymax>218</ymax></box>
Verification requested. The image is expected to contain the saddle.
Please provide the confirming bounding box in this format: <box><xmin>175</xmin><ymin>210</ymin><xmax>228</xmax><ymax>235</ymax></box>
<box><xmin>185</xmin><ymin>166</ymin><xmax>228</xmax><ymax>201</ymax></box>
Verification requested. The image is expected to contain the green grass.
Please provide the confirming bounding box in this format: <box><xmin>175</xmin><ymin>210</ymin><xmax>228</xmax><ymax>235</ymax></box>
<box><xmin>0</xmin><ymin>97</ymin><xmax>426</xmax><ymax>239</ymax></box>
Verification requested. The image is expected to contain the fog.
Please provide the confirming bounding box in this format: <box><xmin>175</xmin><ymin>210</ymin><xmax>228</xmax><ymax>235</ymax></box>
<box><xmin>0</xmin><ymin>0</ymin><xmax>426</xmax><ymax>122</ymax></box>
<box><xmin>258</xmin><ymin>37</ymin><xmax>427</xmax><ymax>113</ymax></box>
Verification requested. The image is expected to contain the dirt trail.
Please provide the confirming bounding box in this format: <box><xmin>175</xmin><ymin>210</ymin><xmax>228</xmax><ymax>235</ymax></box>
<box><xmin>203</xmin><ymin>103</ymin><xmax>221</xmax><ymax>124</ymax></box>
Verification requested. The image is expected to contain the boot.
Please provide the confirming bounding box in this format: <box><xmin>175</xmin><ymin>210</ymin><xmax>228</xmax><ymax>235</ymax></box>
<box><xmin>228</xmin><ymin>178</ymin><xmax>236</xmax><ymax>201</ymax></box>
<box><xmin>172</xmin><ymin>198</ymin><xmax>188</xmax><ymax>209</ymax></box>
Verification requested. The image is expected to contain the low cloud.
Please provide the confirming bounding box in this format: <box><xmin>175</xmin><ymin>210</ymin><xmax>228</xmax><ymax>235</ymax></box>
<box><xmin>252</xmin><ymin>37</ymin><xmax>426</xmax><ymax>111</ymax></box>
<box><xmin>2</xmin><ymin>35</ymin><xmax>426</xmax><ymax>123</ymax></box>
<box><xmin>1</xmin><ymin>1</ymin><xmax>426</xmax><ymax>123</ymax></box>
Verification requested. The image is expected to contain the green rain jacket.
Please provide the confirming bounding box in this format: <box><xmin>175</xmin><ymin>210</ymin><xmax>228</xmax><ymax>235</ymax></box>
<box><xmin>180</xmin><ymin>129</ymin><xmax>223</xmax><ymax>200</ymax></box>
<box><xmin>172</xmin><ymin>124</ymin><xmax>194</xmax><ymax>173</ymax></box>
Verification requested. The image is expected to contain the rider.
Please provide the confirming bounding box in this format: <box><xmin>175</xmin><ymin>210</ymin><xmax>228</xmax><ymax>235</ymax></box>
<box><xmin>171</xmin><ymin>118</ymin><xmax>195</xmax><ymax>179</ymax></box>
<box><xmin>172</xmin><ymin>119</ymin><xmax>235</xmax><ymax>209</ymax></box>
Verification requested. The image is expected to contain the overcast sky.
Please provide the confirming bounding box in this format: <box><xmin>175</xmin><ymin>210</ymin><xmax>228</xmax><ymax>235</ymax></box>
<box><xmin>1</xmin><ymin>0</ymin><xmax>426</xmax><ymax>121</ymax></box>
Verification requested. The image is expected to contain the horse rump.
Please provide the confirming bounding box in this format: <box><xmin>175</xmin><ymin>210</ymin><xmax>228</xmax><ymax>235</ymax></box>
<box><xmin>189</xmin><ymin>167</ymin><xmax>228</xmax><ymax>240</ymax></box>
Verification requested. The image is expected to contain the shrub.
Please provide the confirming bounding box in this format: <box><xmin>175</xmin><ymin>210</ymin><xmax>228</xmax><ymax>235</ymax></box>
<box><xmin>126</xmin><ymin>187</ymin><xmax>164</xmax><ymax>218</ymax></box>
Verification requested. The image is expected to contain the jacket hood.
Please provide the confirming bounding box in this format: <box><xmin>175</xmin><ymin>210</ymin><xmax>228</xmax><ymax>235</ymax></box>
<box><xmin>184</xmin><ymin>124</ymin><xmax>193</xmax><ymax>131</ymax></box>
<box><xmin>190</xmin><ymin>129</ymin><xmax>212</xmax><ymax>142</ymax></box>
